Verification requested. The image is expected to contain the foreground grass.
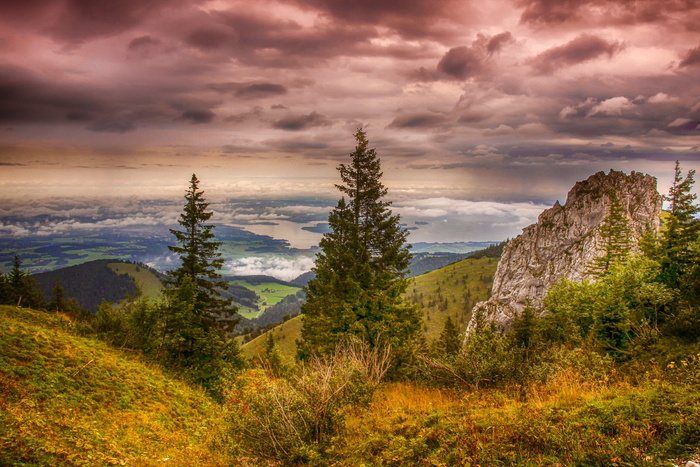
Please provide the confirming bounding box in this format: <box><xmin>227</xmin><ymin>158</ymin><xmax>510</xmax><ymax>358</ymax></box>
<box><xmin>4</xmin><ymin>304</ymin><xmax>700</xmax><ymax>466</ymax></box>
<box><xmin>331</xmin><ymin>367</ymin><xmax>700</xmax><ymax>467</ymax></box>
<box><xmin>0</xmin><ymin>305</ymin><xmax>232</xmax><ymax>466</ymax></box>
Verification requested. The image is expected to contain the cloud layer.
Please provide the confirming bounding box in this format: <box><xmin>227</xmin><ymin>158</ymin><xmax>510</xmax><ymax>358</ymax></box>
<box><xmin>0</xmin><ymin>0</ymin><xmax>697</xmax><ymax>220</ymax></box>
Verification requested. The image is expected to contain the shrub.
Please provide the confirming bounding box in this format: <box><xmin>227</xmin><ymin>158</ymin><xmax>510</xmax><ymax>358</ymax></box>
<box><xmin>226</xmin><ymin>339</ymin><xmax>391</xmax><ymax>464</ymax></box>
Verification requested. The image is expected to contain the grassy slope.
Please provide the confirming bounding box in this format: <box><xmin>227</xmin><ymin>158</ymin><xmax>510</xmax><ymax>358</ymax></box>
<box><xmin>241</xmin><ymin>256</ymin><xmax>498</xmax><ymax>360</ymax></box>
<box><xmin>241</xmin><ymin>314</ymin><xmax>303</xmax><ymax>361</ymax></box>
<box><xmin>408</xmin><ymin>256</ymin><xmax>497</xmax><ymax>343</ymax></box>
<box><xmin>0</xmin><ymin>305</ymin><xmax>232</xmax><ymax>467</ymax></box>
<box><xmin>108</xmin><ymin>262</ymin><xmax>163</xmax><ymax>300</ymax></box>
<box><xmin>230</xmin><ymin>280</ymin><xmax>301</xmax><ymax>319</ymax></box>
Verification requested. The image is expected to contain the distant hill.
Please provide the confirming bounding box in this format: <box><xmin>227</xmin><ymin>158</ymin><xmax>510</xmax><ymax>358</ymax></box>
<box><xmin>408</xmin><ymin>252</ymin><xmax>471</xmax><ymax>277</ymax></box>
<box><xmin>242</xmin><ymin>256</ymin><xmax>499</xmax><ymax>360</ymax></box>
<box><xmin>33</xmin><ymin>259</ymin><xmax>149</xmax><ymax>312</ymax></box>
<box><xmin>33</xmin><ymin>259</ymin><xmax>265</xmax><ymax>314</ymax></box>
<box><xmin>410</xmin><ymin>241</ymin><xmax>499</xmax><ymax>254</ymax></box>
<box><xmin>0</xmin><ymin>305</ymin><xmax>231</xmax><ymax>466</ymax></box>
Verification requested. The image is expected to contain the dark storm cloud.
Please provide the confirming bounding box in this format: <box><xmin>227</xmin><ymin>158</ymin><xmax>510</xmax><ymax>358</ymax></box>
<box><xmin>87</xmin><ymin>120</ymin><xmax>136</xmax><ymax>134</ymax></box>
<box><xmin>0</xmin><ymin>0</ymin><xmax>197</xmax><ymax>45</ymax></box>
<box><xmin>679</xmin><ymin>46</ymin><xmax>700</xmax><ymax>68</ymax></box>
<box><xmin>211</xmin><ymin>9</ymin><xmax>376</xmax><ymax>67</ymax></box>
<box><xmin>486</xmin><ymin>32</ymin><xmax>514</xmax><ymax>56</ymax></box>
<box><xmin>186</xmin><ymin>27</ymin><xmax>237</xmax><ymax>51</ymax></box>
<box><xmin>434</xmin><ymin>32</ymin><xmax>513</xmax><ymax>80</ymax></box>
<box><xmin>0</xmin><ymin>65</ymin><xmax>105</xmax><ymax>122</ymax></box>
<box><xmin>518</xmin><ymin>0</ymin><xmax>700</xmax><ymax>28</ymax></box>
<box><xmin>180</xmin><ymin>109</ymin><xmax>216</xmax><ymax>124</ymax></box>
<box><xmin>530</xmin><ymin>35</ymin><xmax>624</xmax><ymax>74</ymax></box>
<box><xmin>518</xmin><ymin>0</ymin><xmax>587</xmax><ymax>25</ymax></box>
<box><xmin>291</xmin><ymin>0</ymin><xmax>470</xmax><ymax>40</ymax></box>
<box><xmin>272</xmin><ymin>112</ymin><xmax>331</xmax><ymax>131</ymax></box>
<box><xmin>388</xmin><ymin>112</ymin><xmax>449</xmax><ymax>129</ymax></box>
<box><xmin>437</xmin><ymin>46</ymin><xmax>484</xmax><ymax>79</ymax></box>
<box><xmin>208</xmin><ymin>82</ymin><xmax>288</xmax><ymax>99</ymax></box>
<box><xmin>127</xmin><ymin>35</ymin><xmax>162</xmax><ymax>51</ymax></box>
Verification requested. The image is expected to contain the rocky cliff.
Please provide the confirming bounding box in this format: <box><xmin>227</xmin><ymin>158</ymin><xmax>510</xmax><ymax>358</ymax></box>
<box><xmin>469</xmin><ymin>169</ymin><xmax>663</xmax><ymax>330</ymax></box>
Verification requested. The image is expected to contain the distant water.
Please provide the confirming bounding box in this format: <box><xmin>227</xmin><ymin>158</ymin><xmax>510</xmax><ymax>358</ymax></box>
<box><xmin>233</xmin><ymin>221</ymin><xmax>323</xmax><ymax>249</ymax></box>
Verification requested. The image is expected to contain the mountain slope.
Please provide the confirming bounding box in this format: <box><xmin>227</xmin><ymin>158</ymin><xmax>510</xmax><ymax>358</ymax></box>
<box><xmin>0</xmin><ymin>305</ymin><xmax>232</xmax><ymax>466</ymax></box>
<box><xmin>34</xmin><ymin>259</ymin><xmax>145</xmax><ymax>311</ymax></box>
<box><xmin>242</xmin><ymin>256</ymin><xmax>498</xmax><ymax>360</ymax></box>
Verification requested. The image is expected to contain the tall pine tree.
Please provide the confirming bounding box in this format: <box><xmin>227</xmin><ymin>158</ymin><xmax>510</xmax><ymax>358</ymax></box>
<box><xmin>167</xmin><ymin>174</ymin><xmax>238</xmax><ymax>331</ymax></box>
<box><xmin>298</xmin><ymin>130</ymin><xmax>421</xmax><ymax>370</ymax></box>
<box><xmin>163</xmin><ymin>174</ymin><xmax>243</xmax><ymax>396</ymax></box>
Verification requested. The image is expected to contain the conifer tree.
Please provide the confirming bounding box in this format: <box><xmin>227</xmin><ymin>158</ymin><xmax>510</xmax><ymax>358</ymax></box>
<box><xmin>5</xmin><ymin>254</ymin><xmax>44</xmax><ymax>309</ymax></box>
<box><xmin>167</xmin><ymin>174</ymin><xmax>238</xmax><ymax>330</ymax></box>
<box><xmin>298</xmin><ymin>130</ymin><xmax>421</xmax><ymax>368</ymax></box>
<box><xmin>660</xmin><ymin>161</ymin><xmax>699</xmax><ymax>290</ymax></box>
<box><xmin>164</xmin><ymin>174</ymin><xmax>243</xmax><ymax>396</ymax></box>
<box><xmin>587</xmin><ymin>194</ymin><xmax>632</xmax><ymax>277</ymax></box>
<box><xmin>433</xmin><ymin>316</ymin><xmax>462</xmax><ymax>357</ymax></box>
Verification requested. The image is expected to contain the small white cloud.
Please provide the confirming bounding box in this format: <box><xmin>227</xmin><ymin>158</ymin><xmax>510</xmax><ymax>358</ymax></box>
<box><xmin>668</xmin><ymin>118</ymin><xmax>692</xmax><ymax>127</ymax></box>
<box><xmin>648</xmin><ymin>92</ymin><xmax>678</xmax><ymax>104</ymax></box>
<box><xmin>559</xmin><ymin>106</ymin><xmax>577</xmax><ymax>119</ymax></box>
<box><xmin>586</xmin><ymin>96</ymin><xmax>634</xmax><ymax>117</ymax></box>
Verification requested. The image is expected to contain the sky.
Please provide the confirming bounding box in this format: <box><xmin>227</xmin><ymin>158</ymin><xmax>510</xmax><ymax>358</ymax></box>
<box><xmin>1</xmin><ymin>0</ymin><xmax>699</xmax><ymax>245</ymax></box>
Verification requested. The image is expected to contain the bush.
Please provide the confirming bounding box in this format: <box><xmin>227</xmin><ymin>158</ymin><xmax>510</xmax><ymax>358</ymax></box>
<box><xmin>226</xmin><ymin>340</ymin><xmax>391</xmax><ymax>464</ymax></box>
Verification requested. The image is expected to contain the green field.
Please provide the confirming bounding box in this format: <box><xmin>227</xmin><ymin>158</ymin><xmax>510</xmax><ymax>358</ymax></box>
<box><xmin>230</xmin><ymin>279</ymin><xmax>301</xmax><ymax>319</ymax></box>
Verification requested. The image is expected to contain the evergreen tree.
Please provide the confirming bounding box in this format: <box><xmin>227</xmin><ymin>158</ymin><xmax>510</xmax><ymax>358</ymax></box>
<box><xmin>163</xmin><ymin>175</ymin><xmax>244</xmax><ymax>397</ymax></box>
<box><xmin>5</xmin><ymin>254</ymin><xmax>44</xmax><ymax>309</ymax></box>
<box><xmin>298</xmin><ymin>130</ymin><xmax>421</xmax><ymax>369</ymax></box>
<box><xmin>660</xmin><ymin>161</ymin><xmax>699</xmax><ymax>291</ymax></box>
<box><xmin>0</xmin><ymin>272</ymin><xmax>8</xmax><ymax>305</ymax></box>
<box><xmin>587</xmin><ymin>194</ymin><xmax>632</xmax><ymax>277</ymax></box>
<box><xmin>47</xmin><ymin>280</ymin><xmax>66</xmax><ymax>312</ymax></box>
<box><xmin>156</xmin><ymin>277</ymin><xmax>244</xmax><ymax>396</ymax></box>
<box><xmin>167</xmin><ymin>174</ymin><xmax>238</xmax><ymax>330</ymax></box>
<box><xmin>433</xmin><ymin>316</ymin><xmax>462</xmax><ymax>357</ymax></box>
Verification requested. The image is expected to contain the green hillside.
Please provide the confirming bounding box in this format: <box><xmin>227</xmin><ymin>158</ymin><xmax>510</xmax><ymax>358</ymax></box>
<box><xmin>242</xmin><ymin>256</ymin><xmax>498</xmax><ymax>360</ymax></box>
<box><xmin>0</xmin><ymin>305</ymin><xmax>232</xmax><ymax>466</ymax></box>
<box><xmin>108</xmin><ymin>262</ymin><xmax>164</xmax><ymax>300</ymax></box>
<box><xmin>241</xmin><ymin>314</ymin><xmax>303</xmax><ymax>361</ymax></box>
<box><xmin>230</xmin><ymin>279</ymin><xmax>301</xmax><ymax>319</ymax></box>
<box><xmin>408</xmin><ymin>256</ymin><xmax>497</xmax><ymax>343</ymax></box>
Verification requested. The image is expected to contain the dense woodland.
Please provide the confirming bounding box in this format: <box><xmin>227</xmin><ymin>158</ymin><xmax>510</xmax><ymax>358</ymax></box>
<box><xmin>1</xmin><ymin>132</ymin><xmax>699</xmax><ymax>465</ymax></box>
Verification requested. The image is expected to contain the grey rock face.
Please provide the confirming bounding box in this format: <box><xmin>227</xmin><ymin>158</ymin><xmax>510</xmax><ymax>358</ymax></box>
<box><xmin>469</xmin><ymin>169</ymin><xmax>663</xmax><ymax>331</ymax></box>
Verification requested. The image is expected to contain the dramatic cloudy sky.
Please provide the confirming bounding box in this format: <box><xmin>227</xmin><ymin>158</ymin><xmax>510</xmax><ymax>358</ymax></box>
<box><xmin>1</xmin><ymin>0</ymin><xmax>699</xmax><ymax>244</ymax></box>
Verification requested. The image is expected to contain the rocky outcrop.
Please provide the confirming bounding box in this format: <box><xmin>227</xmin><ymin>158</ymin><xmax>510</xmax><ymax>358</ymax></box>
<box><xmin>469</xmin><ymin>169</ymin><xmax>663</xmax><ymax>330</ymax></box>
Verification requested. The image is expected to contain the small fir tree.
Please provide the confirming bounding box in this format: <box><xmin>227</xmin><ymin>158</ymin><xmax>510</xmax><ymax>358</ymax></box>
<box><xmin>433</xmin><ymin>316</ymin><xmax>462</xmax><ymax>357</ymax></box>
<box><xmin>298</xmin><ymin>130</ymin><xmax>421</xmax><ymax>371</ymax></box>
<box><xmin>5</xmin><ymin>254</ymin><xmax>44</xmax><ymax>309</ymax></box>
<box><xmin>587</xmin><ymin>194</ymin><xmax>632</xmax><ymax>277</ymax></box>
